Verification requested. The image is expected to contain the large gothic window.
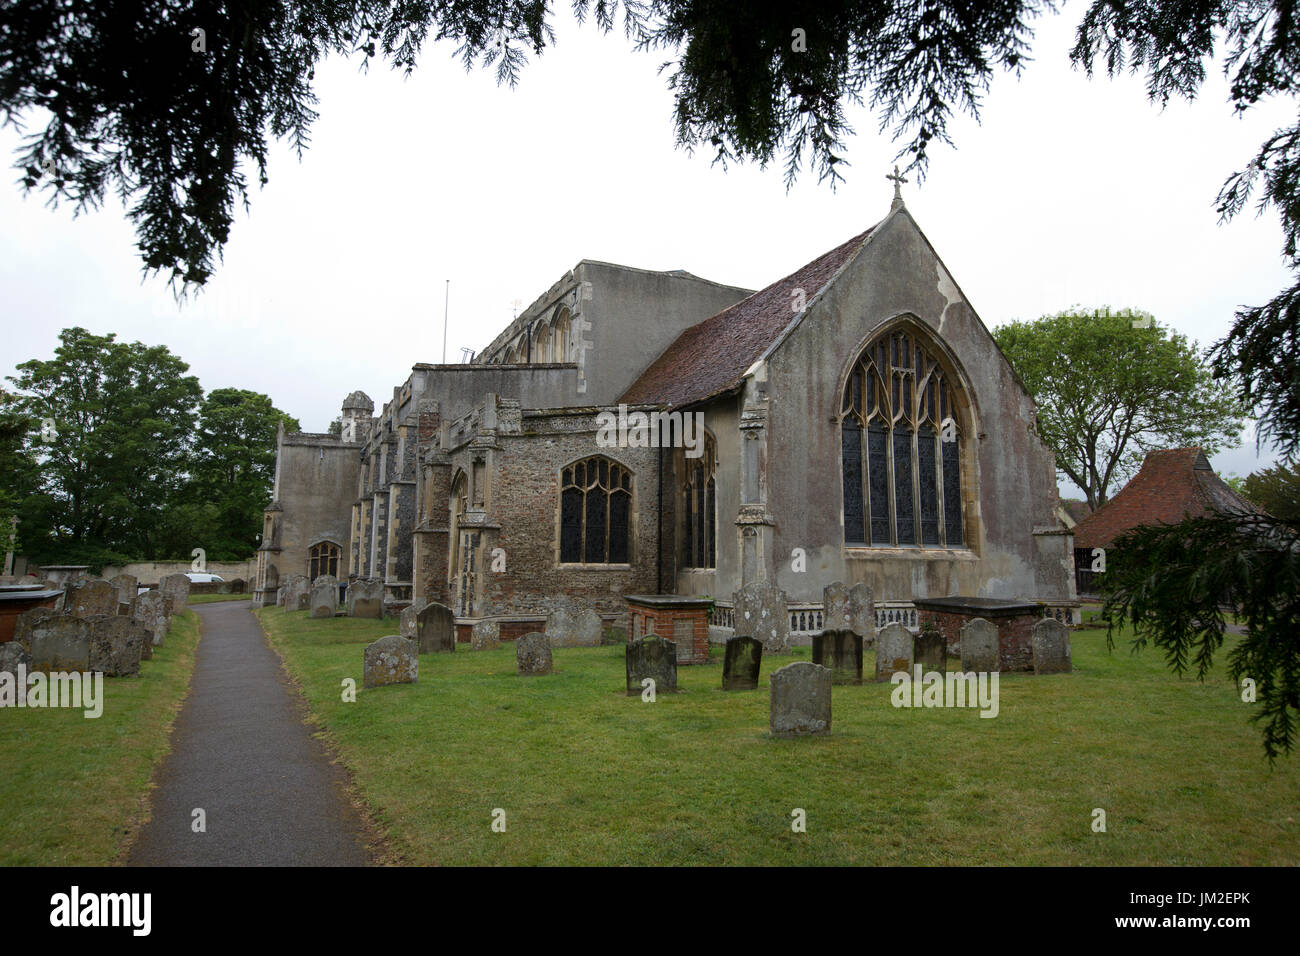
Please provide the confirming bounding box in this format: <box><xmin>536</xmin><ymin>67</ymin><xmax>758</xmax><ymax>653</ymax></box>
<box><xmin>309</xmin><ymin>541</ymin><xmax>340</xmax><ymax>581</ymax></box>
<box><xmin>681</xmin><ymin>435</ymin><xmax>717</xmax><ymax>569</ymax></box>
<box><xmin>840</xmin><ymin>328</ymin><xmax>964</xmax><ymax>548</ymax></box>
<box><xmin>560</xmin><ymin>457</ymin><xmax>632</xmax><ymax>564</ymax></box>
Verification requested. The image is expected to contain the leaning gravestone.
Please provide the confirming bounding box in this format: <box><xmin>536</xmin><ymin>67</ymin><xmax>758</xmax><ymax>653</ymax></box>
<box><xmin>416</xmin><ymin>602</ymin><xmax>456</xmax><ymax>653</ymax></box>
<box><xmin>625</xmin><ymin>636</ymin><xmax>678</xmax><ymax>696</ymax></box>
<box><xmin>310</xmin><ymin>576</ymin><xmax>338</xmax><ymax>619</ymax></box>
<box><xmin>13</xmin><ymin>607</ymin><xmax>58</xmax><ymax>651</ymax></box>
<box><xmin>516</xmin><ymin>631</ymin><xmax>553</xmax><ymax>676</ymax></box>
<box><xmin>732</xmin><ymin>581</ymin><xmax>790</xmax><ymax>654</ymax></box>
<box><xmin>769</xmin><ymin>661</ymin><xmax>833</xmax><ymax>737</ymax></box>
<box><xmin>812</xmin><ymin>629</ymin><xmax>863</xmax><ymax>685</ymax></box>
<box><xmin>363</xmin><ymin>635</ymin><xmax>418</xmax><ymax>688</ymax></box>
<box><xmin>108</xmin><ymin>573</ymin><xmax>138</xmax><ymax>612</ymax></box>
<box><xmin>914</xmin><ymin>630</ymin><xmax>947</xmax><ymax>675</ymax></box>
<box><xmin>0</xmin><ymin>640</ymin><xmax>30</xmax><ymax>678</ymax></box>
<box><xmin>471</xmin><ymin>620</ymin><xmax>501</xmax><ymax>651</ymax></box>
<box><xmin>1032</xmin><ymin>618</ymin><xmax>1072</xmax><ymax>674</ymax></box>
<box><xmin>130</xmin><ymin>590</ymin><xmax>169</xmax><ymax>648</ymax></box>
<box><xmin>66</xmin><ymin>579</ymin><xmax>118</xmax><ymax>618</ymax></box>
<box><xmin>86</xmin><ymin>615</ymin><xmax>145</xmax><ymax>677</ymax></box>
<box><xmin>29</xmin><ymin>616</ymin><xmax>91</xmax><ymax>672</ymax></box>
<box><xmin>722</xmin><ymin>635</ymin><xmax>763</xmax><ymax>691</ymax></box>
<box><xmin>160</xmin><ymin>574</ymin><xmax>191</xmax><ymax>615</ymax></box>
<box><xmin>399</xmin><ymin>602</ymin><xmax>424</xmax><ymax>641</ymax></box>
<box><xmin>875</xmin><ymin>622</ymin><xmax>914</xmax><ymax>681</ymax></box>
<box><xmin>960</xmin><ymin>618</ymin><xmax>1000</xmax><ymax>672</ymax></box>
<box><xmin>347</xmin><ymin>578</ymin><xmax>384</xmax><ymax>619</ymax></box>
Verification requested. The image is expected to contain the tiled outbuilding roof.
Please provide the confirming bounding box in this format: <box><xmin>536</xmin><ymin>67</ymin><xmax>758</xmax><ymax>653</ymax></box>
<box><xmin>618</xmin><ymin>225</ymin><xmax>878</xmax><ymax>407</ymax></box>
<box><xmin>1071</xmin><ymin>448</ymin><xmax>1257</xmax><ymax>549</ymax></box>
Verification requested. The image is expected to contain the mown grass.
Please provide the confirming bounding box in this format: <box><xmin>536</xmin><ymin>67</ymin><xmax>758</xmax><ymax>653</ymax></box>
<box><xmin>256</xmin><ymin>608</ymin><xmax>1300</xmax><ymax>866</ymax></box>
<box><xmin>0</xmin><ymin>611</ymin><xmax>201</xmax><ymax>865</ymax></box>
<box><xmin>187</xmin><ymin>593</ymin><xmax>254</xmax><ymax>604</ymax></box>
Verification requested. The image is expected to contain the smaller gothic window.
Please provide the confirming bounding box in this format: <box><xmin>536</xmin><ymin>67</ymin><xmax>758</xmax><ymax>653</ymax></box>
<box><xmin>560</xmin><ymin>457</ymin><xmax>632</xmax><ymax>564</ymax></box>
<box><xmin>309</xmin><ymin>541</ymin><xmax>340</xmax><ymax>581</ymax></box>
<box><xmin>681</xmin><ymin>435</ymin><xmax>717</xmax><ymax>569</ymax></box>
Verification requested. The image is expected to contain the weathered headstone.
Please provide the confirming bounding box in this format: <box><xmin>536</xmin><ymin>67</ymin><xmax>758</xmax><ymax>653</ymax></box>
<box><xmin>130</xmin><ymin>590</ymin><xmax>169</xmax><ymax>647</ymax></box>
<box><xmin>416</xmin><ymin>602</ymin><xmax>456</xmax><ymax>653</ymax></box>
<box><xmin>769</xmin><ymin>661</ymin><xmax>833</xmax><ymax>737</ymax></box>
<box><xmin>276</xmin><ymin>586</ymin><xmax>286</xmax><ymax>607</ymax></box>
<box><xmin>546</xmin><ymin>605</ymin><xmax>602</xmax><ymax>648</ymax></box>
<box><xmin>625</xmin><ymin>636</ymin><xmax>677</xmax><ymax>695</ymax></box>
<box><xmin>86</xmin><ymin>615</ymin><xmax>145</xmax><ymax>677</ymax></box>
<box><xmin>66</xmin><ymin>579</ymin><xmax>118</xmax><ymax>618</ymax></box>
<box><xmin>29</xmin><ymin>616</ymin><xmax>91</xmax><ymax>672</ymax></box>
<box><xmin>108</xmin><ymin>573</ymin><xmax>138</xmax><ymax>611</ymax></box>
<box><xmin>13</xmin><ymin>607</ymin><xmax>58</xmax><ymax>651</ymax></box>
<box><xmin>960</xmin><ymin>618</ymin><xmax>999</xmax><ymax>672</ymax></box>
<box><xmin>1032</xmin><ymin>618</ymin><xmax>1072</xmax><ymax>674</ymax></box>
<box><xmin>471</xmin><ymin>620</ymin><xmax>501</xmax><ymax>651</ymax></box>
<box><xmin>363</xmin><ymin>635</ymin><xmax>418</xmax><ymax>688</ymax></box>
<box><xmin>722</xmin><ymin>635</ymin><xmax>763</xmax><ymax>691</ymax></box>
<box><xmin>914</xmin><ymin>629</ymin><xmax>947</xmax><ymax>675</ymax></box>
<box><xmin>823</xmin><ymin>581</ymin><xmax>875</xmax><ymax>644</ymax></box>
<box><xmin>160</xmin><ymin>573</ymin><xmax>191</xmax><ymax>615</ymax></box>
<box><xmin>347</xmin><ymin>578</ymin><xmax>384</xmax><ymax>619</ymax></box>
<box><xmin>516</xmin><ymin>631</ymin><xmax>553</xmax><ymax>676</ymax></box>
<box><xmin>310</xmin><ymin>576</ymin><xmax>338</xmax><ymax>619</ymax></box>
<box><xmin>400</xmin><ymin>602</ymin><xmax>424</xmax><ymax>641</ymax></box>
<box><xmin>283</xmin><ymin>575</ymin><xmax>311</xmax><ymax>611</ymax></box>
<box><xmin>732</xmin><ymin>580</ymin><xmax>790</xmax><ymax>654</ymax></box>
<box><xmin>811</xmin><ymin>629</ymin><xmax>863</xmax><ymax>685</ymax></box>
<box><xmin>0</xmin><ymin>640</ymin><xmax>30</xmax><ymax>678</ymax></box>
<box><xmin>875</xmin><ymin>622</ymin><xmax>914</xmax><ymax>681</ymax></box>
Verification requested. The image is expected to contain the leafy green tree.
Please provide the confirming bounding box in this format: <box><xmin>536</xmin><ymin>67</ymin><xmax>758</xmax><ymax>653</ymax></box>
<box><xmin>6</xmin><ymin>327</ymin><xmax>203</xmax><ymax>561</ymax></box>
<box><xmin>0</xmin><ymin>387</ymin><xmax>38</xmax><ymax>568</ymax></box>
<box><xmin>1241</xmin><ymin>461</ymin><xmax>1300</xmax><ymax>529</ymax></box>
<box><xmin>994</xmin><ymin>307</ymin><xmax>1245</xmax><ymax>510</ymax></box>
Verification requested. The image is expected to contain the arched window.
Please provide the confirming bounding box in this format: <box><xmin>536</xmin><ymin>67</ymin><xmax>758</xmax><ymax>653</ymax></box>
<box><xmin>552</xmin><ymin>307</ymin><xmax>572</xmax><ymax>362</ymax></box>
<box><xmin>560</xmin><ymin>457</ymin><xmax>632</xmax><ymax>564</ymax></box>
<box><xmin>840</xmin><ymin>327</ymin><xmax>964</xmax><ymax>548</ymax></box>
<box><xmin>532</xmin><ymin>322</ymin><xmax>551</xmax><ymax>363</ymax></box>
<box><xmin>681</xmin><ymin>434</ymin><xmax>717</xmax><ymax>569</ymax></box>
<box><xmin>309</xmin><ymin>541</ymin><xmax>340</xmax><ymax>581</ymax></box>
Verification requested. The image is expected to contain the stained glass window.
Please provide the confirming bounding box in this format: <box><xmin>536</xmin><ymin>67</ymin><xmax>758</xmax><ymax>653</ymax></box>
<box><xmin>681</xmin><ymin>435</ymin><xmax>717</xmax><ymax>568</ymax></box>
<box><xmin>560</xmin><ymin>456</ymin><xmax>632</xmax><ymax>564</ymax></box>
<box><xmin>309</xmin><ymin>541</ymin><xmax>340</xmax><ymax>581</ymax></box>
<box><xmin>840</xmin><ymin>328</ymin><xmax>965</xmax><ymax>548</ymax></box>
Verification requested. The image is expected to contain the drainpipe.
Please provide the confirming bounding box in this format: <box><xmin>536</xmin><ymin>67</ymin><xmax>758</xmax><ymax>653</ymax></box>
<box><xmin>656</xmin><ymin>443</ymin><xmax>664</xmax><ymax>595</ymax></box>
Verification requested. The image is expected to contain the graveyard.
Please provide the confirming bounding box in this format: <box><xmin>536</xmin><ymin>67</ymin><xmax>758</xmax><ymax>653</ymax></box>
<box><xmin>254</xmin><ymin>606</ymin><xmax>1300</xmax><ymax>866</ymax></box>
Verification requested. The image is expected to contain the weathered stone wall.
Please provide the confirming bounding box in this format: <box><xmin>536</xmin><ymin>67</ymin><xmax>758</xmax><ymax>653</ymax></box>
<box><xmin>273</xmin><ymin>435</ymin><xmax>359</xmax><ymax>585</ymax></box>
<box><xmin>101</xmin><ymin>559</ymin><xmax>257</xmax><ymax>584</ymax></box>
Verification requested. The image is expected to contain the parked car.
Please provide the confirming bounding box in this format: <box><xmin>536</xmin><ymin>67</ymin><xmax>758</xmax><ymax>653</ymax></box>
<box><xmin>185</xmin><ymin>572</ymin><xmax>225</xmax><ymax>584</ymax></box>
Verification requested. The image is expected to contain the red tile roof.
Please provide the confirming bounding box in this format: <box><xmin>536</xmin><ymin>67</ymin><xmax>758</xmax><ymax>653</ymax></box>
<box><xmin>1071</xmin><ymin>448</ymin><xmax>1257</xmax><ymax>549</ymax></box>
<box><xmin>619</xmin><ymin>225</ymin><xmax>878</xmax><ymax>407</ymax></box>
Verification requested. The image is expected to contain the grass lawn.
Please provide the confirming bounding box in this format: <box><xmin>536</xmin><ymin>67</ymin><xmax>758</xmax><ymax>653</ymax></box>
<box><xmin>256</xmin><ymin>608</ymin><xmax>1300</xmax><ymax>866</ymax></box>
<box><xmin>187</xmin><ymin>593</ymin><xmax>255</xmax><ymax>605</ymax></box>
<box><xmin>0</xmin><ymin>611</ymin><xmax>201</xmax><ymax>865</ymax></box>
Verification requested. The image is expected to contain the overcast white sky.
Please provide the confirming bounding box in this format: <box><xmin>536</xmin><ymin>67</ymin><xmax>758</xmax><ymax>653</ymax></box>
<box><xmin>1</xmin><ymin>6</ymin><xmax>1292</xmax><ymax>494</ymax></box>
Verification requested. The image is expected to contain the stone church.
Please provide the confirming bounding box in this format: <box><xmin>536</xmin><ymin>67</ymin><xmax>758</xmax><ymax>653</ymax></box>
<box><xmin>254</xmin><ymin>188</ymin><xmax>1077</xmax><ymax>639</ymax></box>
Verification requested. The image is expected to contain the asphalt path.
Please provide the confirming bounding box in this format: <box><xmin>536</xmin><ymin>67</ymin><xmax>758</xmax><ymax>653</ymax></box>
<box><xmin>128</xmin><ymin>600</ymin><xmax>371</xmax><ymax>866</ymax></box>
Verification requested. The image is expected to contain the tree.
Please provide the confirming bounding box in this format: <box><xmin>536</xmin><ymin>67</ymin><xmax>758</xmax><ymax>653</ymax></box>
<box><xmin>0</xmin><ymin>387</ymin><xmax>38</xmax><ymax>569</ymax></box>
<box><xmin>6</xmin><ymin>327</ymin><xmax>203</xmax><ymax>563</ymax></box>
<box><xmin>994</xmin><ymin>307</ymin><xmax>1245</xmax><ymax>510</ymax></box>
<box><xmin>1241</xmin><ymin>461</ymin><xmax>1300</xmax><ymax>529</ymax></box>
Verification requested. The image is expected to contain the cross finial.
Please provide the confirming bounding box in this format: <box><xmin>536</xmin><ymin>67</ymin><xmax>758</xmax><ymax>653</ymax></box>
<box><xmin>886</xmin><ymin>165</ymin><xmax>908</xmax><ymax>208</ymax></box>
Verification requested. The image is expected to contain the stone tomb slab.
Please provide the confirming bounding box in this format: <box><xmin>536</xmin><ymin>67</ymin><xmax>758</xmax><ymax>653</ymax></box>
<box><xmin>416</xmin><ymin>602</ymin><xmax>456</xmax><ymax>653</ymax></box>
<box><xmin>722</xmin><ymin>636</ymin><xmax>763</xmax><ymax>691</ymax></box>
<box><xmin>769</xmin><ymin>661</ymin><xmax>832</xmax><ymax>737</ymax></box>
<box><xmin>811</xmin><ymin>629</ymin><xmax>863</xmax><ymax>685</ymax></box>
<box><xmin>625</xmin><ymin>636</ymin><xmax>678</xmax><ymax>696</ymax></box>
<box><xmin>363</xmin><ymin>635</ymin><xmax>418</xmax><ymax>688</ymax></box>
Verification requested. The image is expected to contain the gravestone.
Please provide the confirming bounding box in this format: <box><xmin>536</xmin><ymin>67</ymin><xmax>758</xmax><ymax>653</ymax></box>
<box><xmin>309</xmin><ymin>576</ymin><xmax>338</xmax><ymax>619</ymax></box>
<box><xmin>276</xmin><ymin>586</ymin><xmax>286</xmax><ymax>607</ymax></box>
<box><xmin>471</xmin><ymin>620</ymin><xmax>501</xmax><ymax>651</ymax></box>
<box><xmin>66</xmin><ymin>579</ymin><xmax>118</xmax><ymax>618</ymax></box>
<box><xmin>29</xmin><ymin>616</ymin><xmax>91</xmax><ymax>672</ymax></box>
<box><xmin>400</xmin><ymin>602</ymin><xmax>424</xmax><ymax>641</ymax></box>
<box><xmin>14</xmin><ymin>607</ymin><xmax>58</xmax><ymax>651</ymax></box>
<box><xmin>625</xmin><ymin>636</ymin><xmax>677</xmax><ymax>695</ymax></box>
<box><xmin>914</xmin><ymin>630</ymin><xmax>947</xmax><ymax>675</ymax></box>
<box><xmin>732</xmin><ymin>581</ymin><xmax>790</xmax><ymax>654</ymax></box>
<box><xmin>1032</xmin><ymin>618</ymin><xmax>1072</xmax><ymax>674</ymax></box>
<box><xmin>0</xmin><ymin>640</ymin><xmax>30</xmax><ymax>678</ymax></box>
<box><xmin>130</xmin><ymin>590</ymin><xmax>169</xmax><ymax>647</ymax></box>
<box><xmin>823</xmin><ymin>581</ymin><xmax>875</xmax><ymax>644</ymax></box>
<box><xmin>108</xmin><ymin>573</ymin><xmax>138</xmax><ymax>611</ymax></box>
<box><xmin>416</xmin><ymin>602</ymin><xmax>456</xmax><ymax>653</ymax></box>
<box><xmin>722</xmin><ymin>636</ymin><xmax>763</xmax><ymax>691</ymax></box>
<box><xmin>811</xmin><ymin>629</ymin><xmax>863</xmax><ymax>685</ymax></box>
<box><xmin>363</xmin><ymin>635</ymin><xmax>418</xmax><ymax>688</ymax></box>
<box><xmin>769</xmin><ymin>661</ymin><xmax>832</xmax><ymax>737</ymax></box>
<box><xmin>545</xmin><ymin>605</ymin><xmax>601</xmax><ymax>648</ymax></box>
<box><xmin>347</xmin><ymin>578</ymin><xmax>384</xmax><ymax>619</ymax></box>
<box><xmin>516</xmin><ymin>632</ymin><xmax>553</xmax><ymax>676</ymax></box>
<box><xmin>159</xmin><ymin>574</ymin><xmax>191</xmax><ymax>615</ymax></box>
<box><xmin>875</xmin><ymin>622</ymin><xmax>914</xmax><ymax>681</ymax></box>
<box><xmin>283</xmin><ymin>575</ymin><xmax>311</xmax><ymax>611</ymax></box>
<box><xmin>960</xmin><ymin>618</ymin><xmax>999</xmax><ymax>672</ymax></box>
<box><xmin>86</xmin><ymin>615</ymin><xmax>145</xmax><ymax>677</ymax></box>
<box><xmin>573</xmin><ymin>608</ymin><xmax>604</xmax><ymax>647</ymax></box>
